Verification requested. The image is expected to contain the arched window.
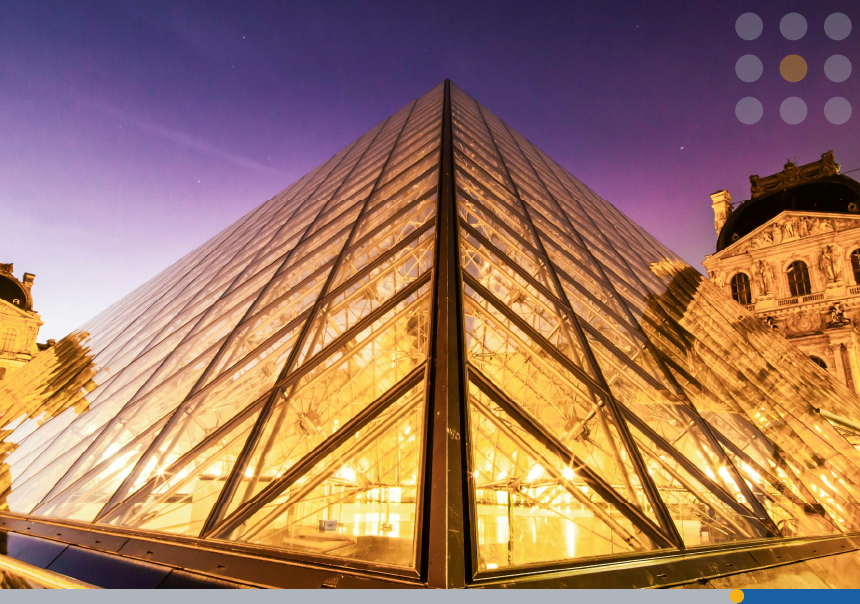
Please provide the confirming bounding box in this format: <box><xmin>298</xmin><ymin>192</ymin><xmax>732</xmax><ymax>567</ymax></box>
<box><xmin>851</xmin><ymin>249</ymin><xmax>860</xmax><ymax>284</ymax></box>
<box><xmin>810</xmin><ymin>356</ymin><xmax>828</xmax><ymax>369</ymax></box>
<box><xmin>730</xmin><ymin>273</ymin><xmax>752</xmax><ymax>305</ymax></box>
<box><xmin>1</xmin><ymin>327</ymin><xmax>17</xmax><ymax>352</ymax></box>
<box><xmin>787</xmin><ymin>260</ymin><xmax>812</xmax><ymax>297</ymax></box>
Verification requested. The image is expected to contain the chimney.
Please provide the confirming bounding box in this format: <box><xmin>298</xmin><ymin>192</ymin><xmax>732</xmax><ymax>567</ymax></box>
<box><xmin>710</xmin><ymin>190</ymin><xmax>733</xmax><ymax>235</ymax></box>
<box><xmin>22</xmin><ymin>273</ymin><xmax>35</xmax><ymax>290</ymax></box>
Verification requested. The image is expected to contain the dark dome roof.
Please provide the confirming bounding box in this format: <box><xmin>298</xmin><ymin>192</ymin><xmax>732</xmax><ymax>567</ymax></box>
<box><xmin>716</xmin><ymin>175</ymin><xmax>860</xmax><ymax>252</ymax></box>
<box><xmin>0</xmin><ymin>273</ymin><xmax>31</xmax><ymax>311</ymax></box>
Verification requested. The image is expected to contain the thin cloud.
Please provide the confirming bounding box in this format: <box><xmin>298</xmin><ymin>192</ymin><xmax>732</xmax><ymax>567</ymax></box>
<box><xmin>72</xmin><ymin>95</ymin><xmax>280</xmax><ymax>175</ymax></box>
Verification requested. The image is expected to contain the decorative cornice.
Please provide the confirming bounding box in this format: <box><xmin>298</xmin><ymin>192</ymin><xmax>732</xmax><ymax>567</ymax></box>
<box><xmin>749</xmin><ymin>151</ymin><xmax>840</xmax><ymax>200</ymax></box>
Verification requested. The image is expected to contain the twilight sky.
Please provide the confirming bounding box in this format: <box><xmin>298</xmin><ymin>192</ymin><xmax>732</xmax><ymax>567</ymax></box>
<box><xmin>1</xmin><ymin>0</ymin><xmax>859</xmax><ymax>341</ymax></box>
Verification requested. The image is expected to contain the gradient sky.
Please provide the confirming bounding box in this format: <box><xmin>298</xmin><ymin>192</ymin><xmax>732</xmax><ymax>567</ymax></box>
<box><xmin>1</xmin><ymin>0</ymin><xmax>859</xmax><ymax>341</ymax></box>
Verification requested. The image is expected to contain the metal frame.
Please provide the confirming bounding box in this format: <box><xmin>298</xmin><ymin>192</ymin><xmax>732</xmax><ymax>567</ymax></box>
<box><xmin>1</xmin><ymin>512</ymin><xmax>857</xmax><ymax>588</ymax></box>
<box><xmin>421</xmin><ymin>79</ymin><xmax>470</xmax><ymax>588</ymax></box>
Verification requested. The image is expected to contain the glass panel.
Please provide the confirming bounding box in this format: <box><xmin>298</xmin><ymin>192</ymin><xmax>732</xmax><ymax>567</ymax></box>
<box><xmin>34</xmin><ymin>416</ymin><xmax>169</xmax><ymax>522</ymax></box>
<box><xmin>543</xmin><ymin>238</ymin><xmax>629</xmax><ymax>318</ymax></box>
<box><xmin>3</xmin><ymin>429</ymin><xmax>101</xmax><ymax>514</ymax></box>
<box><xmin>459</xmin><ymin>196</ymin><xmax>557</xmax><ymax>296</ymax></box>
<box><xmin>715</xmin><ymin>437</ymin><xmax>839</xmax><ymax>538</ymax></box>
<box><xmin>204</xmin><ymin>265</ymin><xmax>330</xmax><ymax>388</ymax></box>
<box><xmin>33</xmin><ymin>336</ymin><xmax>226</xmax><ymax>505</ymax></box>
<box><xmin>224</xmin><ymin>286</ymin><xmax>431</xmax><ymax>516</ymax></box>
<box><xmin>365</xmin><ymin>154</ymin><xmax>439</xmax><ymax>215</ymax></box>
<box><xmin>221</xmin><ymin>381</ymin><xmax>426</xmax><ymax>569</ymax></box>
<box><xmin>457</xmin><ymin>184</ymin><xmax>536</xmax><ymax>250</ymax></box>
<box><xmin>628</xmin><ymin>423</ymin><xmax>771</xmax><ymax>547</ymax></box>
<box><xmin>115</xmin><ymin>319</ymin><xmax>306</xmax><ymax>502</ymax></box>
<box><xmin>460</xmin><ymin>233</ymin><xmax>586</xmax><ymax>369</ymax></box>
<box><xmin>331</xmin><ymin>198</ymin><xmax>435</xmax><ymax>290</ymax></box>
<box><xmin>298</xmin><ymin>228</ymin><xmax>434</xmax><ymax>366</ymax></box>
<box><xmin>102</xmin><ymin>406</ymin><xmax>262</xmax><ymax>536</ymax></box>
<box><xmin>469</xmin><ymin>381</ymin><xmax>662</xmax><ymax>570</ymax></box>
<box><xmin>462</xmin><ymin>290</ymin><xmax>657</xmax><ymax>521</ymax></box>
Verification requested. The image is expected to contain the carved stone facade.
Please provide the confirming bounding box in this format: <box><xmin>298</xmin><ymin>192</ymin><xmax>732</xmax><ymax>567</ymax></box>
<box><xmin>704</xmin><ymin>153</ymin><xmax>860</xmax><ymax>393</ymax></box>
<box><xmin>0</xmin><ymin>263</ymin><xmax>43</xmax><ymax>380</ymax></box>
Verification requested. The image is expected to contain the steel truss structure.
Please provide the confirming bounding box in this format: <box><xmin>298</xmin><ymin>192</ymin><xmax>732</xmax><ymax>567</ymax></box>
<box><xmin>2</xmin><ymin>81</ymin><xmax>860</xmax><ymax>588</ymax></box>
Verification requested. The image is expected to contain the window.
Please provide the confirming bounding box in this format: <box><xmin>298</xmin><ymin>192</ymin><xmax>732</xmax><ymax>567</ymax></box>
<box><xmin>810</xmin><ymin>356</ymin><xmax>827</xmax><ymax>369</ymax></box>
<box><xmin>787</xmin><ymin>261</ymin><xmax>812</xmax><ymax>297</ymax></box>
<box><xmin>851</xmin><ymin>249</ymin><xmax>860</xmax><ymax>284</ymax></box>
<box><xmin>730</xmin><ymin>273</ymin><xmax>752</xmax><ymax>305</ymax></box>
<box><xmin>1</xmin><ymin>327</ymin><xmax>16</xmax><ymax>352</ymax></box>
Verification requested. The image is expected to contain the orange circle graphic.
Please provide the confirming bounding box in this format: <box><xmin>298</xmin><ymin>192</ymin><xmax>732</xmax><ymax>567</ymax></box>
<box><xmin>730</xmin><ymin>589</ymin><xmax>745</xmax><ymax>603</ymax></box>
<box><xmin>780</xmin><ymin>55</ymin><xmax>808</xmax><ymax>82</ymax></box>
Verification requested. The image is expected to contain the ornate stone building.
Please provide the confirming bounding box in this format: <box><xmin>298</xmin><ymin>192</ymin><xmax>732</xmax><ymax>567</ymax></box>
<box><xmin>0</xmin><ymin>263</ymin><xmax>43</xmax><ymax>381</ymax></box>
<box><xmin>704</xmin><ymin>151</ymin><xmax>860</xmax><ymax>392</ymax></box>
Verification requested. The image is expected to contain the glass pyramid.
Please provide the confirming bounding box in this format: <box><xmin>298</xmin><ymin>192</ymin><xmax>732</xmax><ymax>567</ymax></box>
<box><xmin>2</xmin><ymin>81</ymin><xmax>860</xmax><ymax>583</ymax></box>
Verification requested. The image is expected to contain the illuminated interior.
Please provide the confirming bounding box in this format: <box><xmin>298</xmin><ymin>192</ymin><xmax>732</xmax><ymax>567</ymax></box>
<box><xmin>2</xmin><ymin>81</ymin><xmax>860</xmax><ymax>582</ymax></box>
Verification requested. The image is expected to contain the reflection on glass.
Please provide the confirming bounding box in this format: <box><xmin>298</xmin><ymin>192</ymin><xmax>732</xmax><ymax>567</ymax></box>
<box><xmin>469</xmin><ymin>381</ymin><xmax>661</xmax><ymax>569</ymax></box>
<box><xmin>221</xmin><ymin>382</ymin><xmax>426</xmax><ymax>568</ymax></box>
<box><xmin>224</xmin><ymin>287</ymin><xmax>431</xmax><ymax>517</ymax></box>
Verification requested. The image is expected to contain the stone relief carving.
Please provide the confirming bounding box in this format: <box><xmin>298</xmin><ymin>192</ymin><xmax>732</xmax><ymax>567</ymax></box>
<box><xmin>785</xmin><ymin>311</ymin><xmax>824</xmax><ymax>335</ymax></box>
<box><xmin>710</xmin><ymin>269</ymin><xmax>725</xmax><ymax>288</ymax></box>
<box><xmin>724</xmin><ymin>215</ymin><xmax>853</xmax><ymax>258</ymax></box>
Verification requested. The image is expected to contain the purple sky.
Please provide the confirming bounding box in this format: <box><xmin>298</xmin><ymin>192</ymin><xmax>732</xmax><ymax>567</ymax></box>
<box><xmin>1</xmin><ymin>0</ymin><xmax>859</xmax><ymax>341</ymax></box>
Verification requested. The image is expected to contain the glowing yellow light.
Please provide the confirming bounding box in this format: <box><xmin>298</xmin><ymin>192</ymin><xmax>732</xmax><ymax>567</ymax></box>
<box><xmin>562</xmin><ymin>467</ymin><xmax>575</xmax><ymax>480</ymax></box>
<box><xmin>339</xmin><ymin>465</ymin><xmax>357</xmax><ymax>482</ymax></box>
<box><xmin>108</xmin><ymin>457</ymin><xmax>132</xmax><ymax>476</ymax></box>
<box><xmin>527</xmin><ymin>464</ymin><xmax>544</xmax><ymax>482</ymax></box>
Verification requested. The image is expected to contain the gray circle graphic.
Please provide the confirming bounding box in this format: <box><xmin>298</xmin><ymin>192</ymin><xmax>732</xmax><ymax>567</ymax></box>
<box><xmin>825</xmin><ymin>13</ymin><xmax>852</xmax><ymax>40</ymax></box>
<box><xmin>780</xmin><ymin>97</ymin><xmax>807</xmax><ymax>124</ymax></box>
<box><xmin>824</xmin><ymin>55</ymin><xmax>852</xmax><ymax>83</ymax></box>
<box><xmin>736</xmin><ymin>13</ymin><xmax>763</xmax><ymax>40</ymax></box>
<box><xmin>780</xmin><ymin>13</ymin><xmax>807</xmax><ymax>40</ymax></box>
<box><xmin>736</xmin><ymin>97</ymin><xmax>763</xmax><ymax>124</ymax></box>
<box><xmin>736</xmin><ymin>55</ymin><xmax>764</xmax><ymax>82</ymax></box>
<box><xmin>825</xmin><ymin>97</ymin><xmax>852</xmax><ymax>125</ymax></box>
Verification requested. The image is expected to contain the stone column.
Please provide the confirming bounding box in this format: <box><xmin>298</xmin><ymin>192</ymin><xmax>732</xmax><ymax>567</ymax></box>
<box><xmin>848</xmin><ymin>334</ymin><xmax>860</xmax><ymax>394</ymax></box>
<box><xmin>831</xmin><ymin>343</ymin><xmax>848</xmax><ymax>387</ymax></box>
